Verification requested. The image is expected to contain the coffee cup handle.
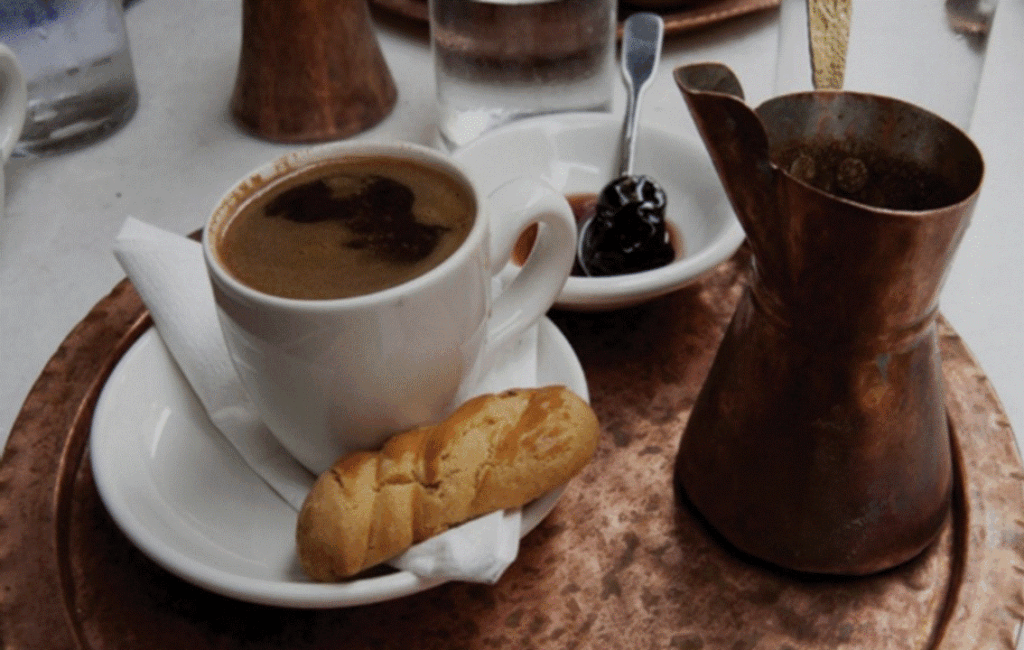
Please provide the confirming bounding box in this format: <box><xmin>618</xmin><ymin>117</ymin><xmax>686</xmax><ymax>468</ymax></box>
<box><xmin>0</xmin><ymin>44</ymin><xmax>26</xmax><ymax>162</ymax></box>
<box><xmin>482</xmin><ymin>176</ymin><xmax>576</xmax><ymax>359</ymax></box>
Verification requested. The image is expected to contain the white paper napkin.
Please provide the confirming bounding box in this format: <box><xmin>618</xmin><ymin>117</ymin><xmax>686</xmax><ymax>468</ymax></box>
<box><xmin>113</xmin><ymin>217</ymin><xmax>539</xmax><ymax>584</ymax></box>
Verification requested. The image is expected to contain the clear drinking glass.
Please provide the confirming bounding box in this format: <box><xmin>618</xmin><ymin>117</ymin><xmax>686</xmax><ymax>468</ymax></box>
<box><xmin>0</xmin><ymin>0</ymin><xmax>139</xmax><ymax>156</ymax></box>
<box><xmin>430</xmin><ymin>0</ymin><xmax>617</xmax><ymax>150</ymax></box>
<box><xmin>775</xmin><ymin>0</ymin><xmax>999</xmax><ymax>131</ymax></box>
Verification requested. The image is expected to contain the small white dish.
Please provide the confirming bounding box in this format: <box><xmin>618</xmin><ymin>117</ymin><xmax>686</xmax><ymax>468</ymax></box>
<box><xmin>453</xmin><ymin>112</ymin><xmax>744</xmax><ymax>311</ymax></box>
<box><xmin>90</xmin><ymin>318</ymin><xmax>587</xmax><ymax>609</ymax></box>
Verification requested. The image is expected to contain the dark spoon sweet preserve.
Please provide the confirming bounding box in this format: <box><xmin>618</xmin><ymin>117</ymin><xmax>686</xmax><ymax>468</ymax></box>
<box><xmin>576</xmin><ymin>12</ymin><xmax>673</xmax><ymax>277</ymax></box>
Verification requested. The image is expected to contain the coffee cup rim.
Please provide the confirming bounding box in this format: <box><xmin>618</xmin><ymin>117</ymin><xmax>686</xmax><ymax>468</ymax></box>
<box><xmin>203</xmin><ymin>141</ymin><xmax>486</xmax><ymax>310</ymax></box>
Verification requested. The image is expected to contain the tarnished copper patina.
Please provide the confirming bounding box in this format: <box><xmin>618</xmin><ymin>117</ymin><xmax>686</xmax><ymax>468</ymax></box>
<box><xmin>674</xmin><ymin>63</ymin><xmax>985</xmax><ymax>575</ymax></box>
<box><xmin>0</xmin><ymin>251</ymin><xmax>1021</xmax><ymax>648</ymax></box>
<box><xmin>231</xmin><ymin>0</ymin><xmax>397</xmax><ymax>143</ymax></box>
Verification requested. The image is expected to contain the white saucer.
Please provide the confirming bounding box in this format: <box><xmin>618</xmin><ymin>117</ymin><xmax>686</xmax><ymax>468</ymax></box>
<box><xmin>89</xmin><ymin>318</ymin><xmax>587</xmax><ymax>609</ymax></box>
<box><xmin>453</xmin><ymin>112</ymin><xmax>744</xmax><ymax>311</ymax></box>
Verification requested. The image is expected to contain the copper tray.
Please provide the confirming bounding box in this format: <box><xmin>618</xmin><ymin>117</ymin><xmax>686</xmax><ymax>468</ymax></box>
<box><xmin>1</xmin><ymin>249</ymin><xmax>1023</xmax><ymax>649</ymax></box>
<box><xmin>371</xmin><ymin>0</ymin><xmax>781</xmax><ymax>36</ymax></box>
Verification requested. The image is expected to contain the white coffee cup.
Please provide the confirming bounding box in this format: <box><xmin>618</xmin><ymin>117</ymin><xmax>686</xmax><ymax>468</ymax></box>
<box><xmin>0</xmin><ymin>44</ymin><xmax>27</xmax><ymax>218</ymax></box>
<box><xmin>204</xmin><ymin>141</ymin><xmax>576</xmax><ymax>474</ymax></box>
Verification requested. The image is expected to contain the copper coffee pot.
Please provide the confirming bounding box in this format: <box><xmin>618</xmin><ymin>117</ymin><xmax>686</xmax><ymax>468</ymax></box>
<box><xmin>673</xmin><ymin>63</ymin><xmax>984</xmax><ymax>575</ymax></box>
<box><xmin>231</xmin><ymin>0</ymin><xmax>398</xmax><ymax>143</ymax></box>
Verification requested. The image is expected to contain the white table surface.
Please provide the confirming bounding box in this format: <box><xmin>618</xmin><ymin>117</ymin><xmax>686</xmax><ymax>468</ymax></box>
<box><xmin>0</xmin><ymin>0</ymin><xmax>1021</xmax><ymax>633</ymax></box>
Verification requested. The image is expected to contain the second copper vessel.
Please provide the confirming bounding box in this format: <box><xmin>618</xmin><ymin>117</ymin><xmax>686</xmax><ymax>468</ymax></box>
<box><xmin>231</xmin><ymin>0</ymin><xmax>398</xmax><ymax>143</ymax></box>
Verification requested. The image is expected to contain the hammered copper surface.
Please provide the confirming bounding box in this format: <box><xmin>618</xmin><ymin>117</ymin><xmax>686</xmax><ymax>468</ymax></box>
<box><xmin>1</xmin><ymin>252</ymin><xmax>1022</xmax><ymax>649</ymax></box>
<box><xmin>231</xmin><ymin>0</ymin><xmax>397</xmax><ymax>143</ymax></box>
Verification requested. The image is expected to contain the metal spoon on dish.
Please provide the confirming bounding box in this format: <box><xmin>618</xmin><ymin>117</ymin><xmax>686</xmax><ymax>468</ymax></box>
<box><xmin>576</xmin><ymin>12</ymin><xmax>673</xmax><ymax>277</ymax></box>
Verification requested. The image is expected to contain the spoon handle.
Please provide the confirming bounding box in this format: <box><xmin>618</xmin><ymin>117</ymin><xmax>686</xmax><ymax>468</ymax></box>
<box><xmin>807</xmin><ymin>0</ymin><xmax>851</xmax><ymax>90</ymax></box>
<box><xmin>618</xmin><ymin>12</ymin><xmax>664</xmax><ymax>177</ymax></box>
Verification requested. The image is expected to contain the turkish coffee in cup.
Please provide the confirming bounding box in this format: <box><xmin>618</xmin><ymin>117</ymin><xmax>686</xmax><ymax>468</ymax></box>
<box><xmin>216</xmin><ymin>156</ymin><xmax>476</xmax><ymax>300</ymax></box>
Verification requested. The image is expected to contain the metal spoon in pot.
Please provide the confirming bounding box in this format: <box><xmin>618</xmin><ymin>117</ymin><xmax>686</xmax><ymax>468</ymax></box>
<box><xmin>576</xmin><ymin>12</ymin><xmax>673</xmax><ymax>277</ymax></box>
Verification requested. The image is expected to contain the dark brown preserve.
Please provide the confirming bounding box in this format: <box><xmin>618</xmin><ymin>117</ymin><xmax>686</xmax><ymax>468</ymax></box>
<box><xmin>512</xmin><ymin>192</ymin><xmax>683</xmax><ymax>276</ymax></box>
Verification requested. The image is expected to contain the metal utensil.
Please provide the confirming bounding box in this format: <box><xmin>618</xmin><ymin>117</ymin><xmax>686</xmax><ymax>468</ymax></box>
<box><xmin>577</xmin><ymin>12</ymin><xmax>671</xmax><ymax>277</ymax></box>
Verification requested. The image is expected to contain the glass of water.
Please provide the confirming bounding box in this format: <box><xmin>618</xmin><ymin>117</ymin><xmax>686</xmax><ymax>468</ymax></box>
<box><xmin>774</xmin><ymin>0</ymin><xmax>999</xmax><ymax>131</ymax></box>
<box><xmin>0</xmin><ymin>0</ymin><xmax>139</xmax><ymax>157</ymax></box>
<box><xmin>429</xmin><ymin>0</ymin><xmax>617</xmax><ymax>150</ymax></box>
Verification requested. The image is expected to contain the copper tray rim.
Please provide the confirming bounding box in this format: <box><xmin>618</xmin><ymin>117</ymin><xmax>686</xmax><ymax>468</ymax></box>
<box><xmin>1</xmin><ymin>270</ymin><xmax>1023</xmax><ymax>649</ymax></box>
<box><xmin>370</xmin><ymin>0</ymin><xmax>782</xmax><ymax>36</ymax></box>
